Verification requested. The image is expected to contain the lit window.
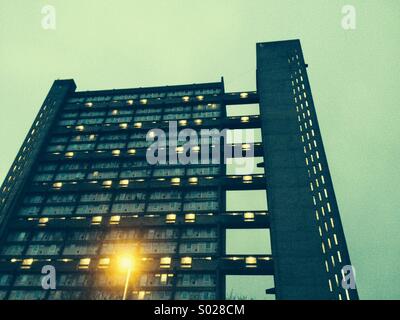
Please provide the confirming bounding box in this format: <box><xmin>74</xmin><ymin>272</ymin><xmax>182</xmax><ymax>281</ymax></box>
<box><xmin>171</xmin><ymin>177</ymin><xmax>180</xmax><ymax>186</ymax></box>
<box><xmin>333</xmin><ymin>234</ymin><xmax>338</xmax><ymax>245</ymax></box>
<box><xmin>127</xmin><ymin>100</ymin><xmax>134</xmax><ymax>105</ymax></box>
<box><xmin>194</xmin><ymin>119</ymin><xmax>202</xmax><ymax>125</ymax></box>
<box><xmin>182</xmin><ymin>96</ymin><xmax>190</xmax><ymax>102</ymax></box>
<box><xmin>119</xmin><ymin>123</ymin><xmax>128</xmax><ymax>129</ymax></box>
<box><xmin>244</xmin><ymin>212</ymin><xmax>255</xmax><ymax>222</ymax></box>
<box><xmin>38</xmin><ymin>217</ymin><xmax>49</xmax><ymax>226</ymax></box>
<box><xmin>140</xmin><ymin>99</ymin><xmax>148</xmax><ymax>105</ymax></box>
<box><xmin>181</xmin><ymin>257</ymin><xmax>192</xmax><ymax>268</ymax></box>
<box><xmin>196</xmin><ymin>95</ymin><xmax>204</xmax><ymax>101</ymax></box>
<box><xmin>112</xmin><ymin>109</ymin><xmax>119</xmax><ymax>115</ymax></box>
<box><xmin>134</xmin><ymin>122</ymin><xmax>142</xmax><ymax>128</ymax></box>
<box><xmin>21</xmin><ymin>258</ymin><xmax>34</xmax><ymax>269</ymax></box>
<box><xmin>119</xmin><ymin>179</ymin><xmax>129</xmax><ymax>187</ymax></box>
<box><xmin>98</xmin><ymin>258</ymin><xmax>110</xmax><ymax>269</ymax></box>
<box><xmin>91</xmin><ymin>216</ymin><xmax>102</xmax><ymax>225</ymax></box>
<box><xmin>188</xmin><ymin>177</ymin><xmax>198</xmax><ymax>185</ymax></box>
<box><xmin>102</xmin><ymin>180</ymin><xmax>113</xmax><ymax>188</ymax></box>
<box><xmin>242</xmin><ymin>175</ymin><xmax>253</xmax><ymax>184</ymax></box>
<box><xmin>178</xmin><ymin>120</ymin><xmax>187</xmax><ymax>126</ymax></box>
<box><xmin>245</xmin><ymin>256</ymin><xmax>257</xmax><ymax>267</ymax></box>
<box><xmin>166</xmin><ymin>214</ymin><xmax>176</xmax><ymax>224</ymax></box>
<box><xmin>75</xmin><ymin>125</ymin><xmax>85</xmax><ymax>131</ymax></box>
<box><xmin>52</xmin><ymin>182</ymin><xmax>63</xmax><ymax>189</ymax></box>
<box><xmin>241</xmin><ymin>116</ymin><xmax>250</xmax><ymax>123</ymax></box>
<box><xmin>112</xmin><ymin>149</ymin><xmax>121</xmax><ymax>156</ymax></box>
<box><xmin>160</xmin><ymin>257</ymin><xmax>171</xmax><ymax>268</ymax></box>
<box><xmin>242</xmin><ymin>143</ymin><xmax>251</xmax><ymax>151</ymax></box>
<box><xmin>85</xmin><ymin>102</ymin><xmax>93</xmax><ymax>108</ymax></box>
<box><xmin>160</xmin><ymin>274</ymin><xmax>168</xmax><ymax>284</ymax></box>
<box><xmin>79</xmin><ymin>258</ymin><xmax>91</xmax><ymax>269</ymax></box>
<box><xmin>176</xmin><ymin>146</ymin><xmax>184</xmax><ymax>154</ymax></box>
<box><xmin>337</xmin><ymin>251</ymin><xmax>342</xmax><ymax>263</ymax></box>
<box><xmin>128</xmin><ymin>149</ymin><xmax>136</xmax><ymax>155</ymax></box>
<box><xmin>110</xmin><ymin>215</ymin><xmax>121</xmax><ymax>225</ymax></box>
<box><xmin>138</xmin><ymin>291</ymin><xmax>146</xmax><ymax>300</ymax></box>
<box><xmin>65</xmin><ymin>152</ymin><xmax>74</xmax><ymax>158</ymax></box>
<box><xmin>240</xmin><ymin>92</ymin><xmax>249</xmax><ymax>99</ymax></box>
<box><xmin>185</xmin><ymin>213</ymin><xmax>196</xmax><ymax>223</ymax></box>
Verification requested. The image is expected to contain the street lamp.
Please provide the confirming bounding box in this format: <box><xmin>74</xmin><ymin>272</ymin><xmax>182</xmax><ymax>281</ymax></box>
<box><xmin>118</xmin><ymin>255</ymin><xmax>134</xmax><ymax>300</ymax></box>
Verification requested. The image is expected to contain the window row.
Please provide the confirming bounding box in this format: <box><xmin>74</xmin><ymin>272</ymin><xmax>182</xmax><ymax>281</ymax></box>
<box><xmin>48</xmin><ymin>137</ymin><xmax>227</xmax><ymax>151</ymax></box>
<box><xmin>57</xmin><ymin>109</ymin><xmax>221</xmax><ymax>126</ymax></box>
<box><xmin>46</xmin><ymin>141</ymin><xmax>156</xmax><ymax>152</ymax></box>
<box><xmin>61</xmin><ymin>104</ymin><xmax>221</xmax><ymax>119</ymax></box>
<box><xmin>0</xmin><ymin>273</ymin><xmax>216</xmax><ymax>289</ymax></box>
<box><xmin>17</xmin><ymin>200</ymin><xmax>219</xmax><ymax>217</ymax></box>
<box><xmin>23</xmin><ymin>189</ymin><xmax>218</xmax><ymax>205</ymax></box>
<box><xmin>37</xmin><ymin>160</ymin><xmax>149</xmax><ymax>172</ymax></box>
<box><xmin>6</xmin><ymin>228</ymin><xmax>217</xmax><ymax>244</ymax></box>
<box><xmin>49</xmin><ymin>128</ymin><xmax>226</xmax><ymax>146</ymax></box>
<box><xmin>1</xmin><ymin>289</ymin><xmax>216</xmax><ymax>300</ymax></box>
<box><xmin>66</xmin><ymin>88</ymin><xmax>222</xmax><ymax>104</ymax></box>
<box><xmin>32</xmin><ymin>167</ymin><xmax>221</xmax><ymax>182</ymax></box>
<box><xmin>1</xmin><ymin>241</ymin><xmax>218</xmax><ymax>256</ymax></box>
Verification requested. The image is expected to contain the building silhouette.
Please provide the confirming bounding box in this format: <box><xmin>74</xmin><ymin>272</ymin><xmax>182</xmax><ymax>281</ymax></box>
<box><xmin>0</xmin><ymin>40</ymin><xmax>358</xmax><ymax>300</ymax></box>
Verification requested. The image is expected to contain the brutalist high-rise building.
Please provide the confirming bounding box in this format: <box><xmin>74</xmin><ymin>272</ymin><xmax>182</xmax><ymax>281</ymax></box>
<box><xmin>0</xmin><ymin>40</ymin><xmax>358</xmax><ymax>300</ymax></box>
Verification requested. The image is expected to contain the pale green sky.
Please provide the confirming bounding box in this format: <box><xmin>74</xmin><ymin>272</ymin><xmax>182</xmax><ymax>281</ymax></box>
<box><xmin>0</xmin><ymin>0</ymin><xmax>399</xmax><ymax>299</ymax></box>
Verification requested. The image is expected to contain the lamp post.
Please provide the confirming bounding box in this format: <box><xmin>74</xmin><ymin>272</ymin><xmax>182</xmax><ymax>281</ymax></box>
<box><xmin>119</xmin><ymin>256</ymin><xmax>134</xmax><ymax>300</ymax></box>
